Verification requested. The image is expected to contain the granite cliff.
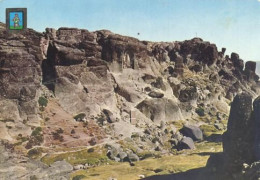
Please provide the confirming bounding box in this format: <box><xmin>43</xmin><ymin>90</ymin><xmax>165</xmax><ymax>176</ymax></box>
<box><xmin>0</xmin><ymin>21</ymin><xmax>260</xmax><ymax>179</ymax></box>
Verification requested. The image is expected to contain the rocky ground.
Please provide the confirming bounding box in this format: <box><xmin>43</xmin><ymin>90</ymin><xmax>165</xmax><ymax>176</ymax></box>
<box><xmin>0</xmin><ymin>21</ymin><xmax>260</xmax><ymax>180</ymax></box>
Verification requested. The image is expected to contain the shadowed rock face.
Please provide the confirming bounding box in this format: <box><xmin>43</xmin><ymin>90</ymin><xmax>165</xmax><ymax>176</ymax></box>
<box><xmin>0</xmin><ymin>27</ymin><xmax>43</xmax><ymax>140</ymax></box>
<box><xmin>209</xmin><ymin>93</ymin><xmax>260</xmax><ymax>178</ymax></box>
<box><xmin>222</xmin><ymin>93</ymin><xmax>254</xmax><ymax>172</ymax></box>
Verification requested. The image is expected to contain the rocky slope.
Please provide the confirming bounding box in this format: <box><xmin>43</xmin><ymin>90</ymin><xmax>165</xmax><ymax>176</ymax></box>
<box><xmin>0</xmin><ymin>21</ymin><xmax>260</xmax><ymax>179</ymax></box>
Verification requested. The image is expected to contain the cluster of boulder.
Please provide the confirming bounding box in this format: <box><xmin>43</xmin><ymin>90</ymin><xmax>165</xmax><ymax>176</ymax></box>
<box><xmin>106</xmin><ymin>144</ymin><xmax>139</xmax><ymax>164</ymax></box>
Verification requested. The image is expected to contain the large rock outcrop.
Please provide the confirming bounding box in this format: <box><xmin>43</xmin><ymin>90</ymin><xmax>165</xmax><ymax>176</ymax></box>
<box><xmin>0</xmin><ymin>27</ymin><xmax>43</xmax><ymax>141</ymax></box>
<box><xmin>208</xmin><ymin>93</ymin><xmax>260</xmax><ymax>179</ymax></box>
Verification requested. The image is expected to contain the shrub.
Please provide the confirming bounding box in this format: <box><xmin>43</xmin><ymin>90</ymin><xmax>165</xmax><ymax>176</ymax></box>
<box><xmin>52</xmin><ymin>132</ymin><xmax>64</xmax><ymax>142</ymax></box>
<box><xmin>195</xmin><ymin>107</ymin><xmax>205</xmax><ymax>116</ymax></box>
<box><xmin>38</xmin><ymin>96</ymin><xmax>48</xmax><ymax>107</ymax></box>
<box><xmin>28</xmin><ymin>147</ymin><xmax>43</xmax><ymax>159</ymax></box>
<box><xmin>31</xmin><ymin>127</ymin><xmax>42</xmax><ymax>136</ymax></box>
<box><xmin>72</xmin><ymin>175</ymin><xmax>86</xmax><ymax>180</ymax></box>
<box><xmin>30</xmin><ymin>175</ymin><xmax>38</xmax><ymax>180</ymax></box>
<box><xmin>25</xmin><ymin>127</ymin><xmax>43</xmax><ymax>149</ymax></box>
<box><xmin>73</xmin><ymin>113</ymin><xmax>86</xmax><ymax>121</ymax></box>
<box><xmin>56</xmin><ymin>128</ymin><xmax>64</xmax><ymax>134</ymax></box>
<box><xmin>71</xmin><ymin>129</ymin><xmax>75</xmax><ymax>134</ymax></box>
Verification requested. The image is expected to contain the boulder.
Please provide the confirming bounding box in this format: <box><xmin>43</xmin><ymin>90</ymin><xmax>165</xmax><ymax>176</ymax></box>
<box><xmin>103</xmin><ymin>109</ymin><xmax>117</xmax><ymax>123</ymax></box>
<box><xmin>180</xmin><ymin>125</ymin><xmax>203</xmax><ymax>141</ymax></box>
<box><xmin>136</xmin><ymin>98</ymin><xmax>183</xmax><ymax>123</ymax></box>
<box><xmin>231</xmin><ymin>52</ymin><xmax>244</xmax><ymax>71</ymax></box>
<box><xmin>177</xmin><ymin>137</ymin><xmax>195</xmax><ymax>150</ymax></box>
<box><xmin>127</xmin><ymin>151</ymin><xmax>139</xmax><ymax>162</ymax></box>
<box><xmin>179</xmin><ymin>85</ymin><xmax>198</xmax><ymax>102</ymax></box>
<box><xmin>148</xmin><ymin>91</ymin><xmax>164</xmax><ymax>98</ymax></box>
<box><xmin>118</xmin><ymin>152</ymin><xmax>128</xmax><ymax>162</ymax></box>
<box><xmin>245</xmin><ymin>61</ymin><xmax>256</xmax><ymax>73</ymax></box>
<box><xmin>244</xmin><ymin>61</ymin><xmax>258</xmax><ymax>81</ymax></box>
<box><xmin>174</xmin><ymin>54</ymin><xmax>184</xmax><ymax>76</ymax></box>
<box><xmin>222</xmin><ymin>93</ymin><xmax>254</xmax><ymax>173</ymax></box>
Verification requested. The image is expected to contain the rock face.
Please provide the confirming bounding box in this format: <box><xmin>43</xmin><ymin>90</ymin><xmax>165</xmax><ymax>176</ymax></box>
<box><xmin>222</xmin><ymin>93</ymin><xmax>254</xmax><ymax>172</ymax></box>
<box><xmin>136</xmin><ymin>98</ymin><xmax>183</xmax><ymax>123</ymax></box>
<box><xmin>0</xmin><ymin>28</ymin><xmax>43</xmax><ymax>141</ymax></box>
<box><xmin>245</xmin><ymin>61</ymin><xmax>259</xmax><ymax>81</ymax></box>
<box><xmin>177</xmin><ymin>137</ymin><xmax>195</xmax><ymax>150</ymax></box>
<box><xmin>1</xmin><ymin>22</ymin><xmax>260</xmax><ymax>179</ymax></box>
<box><xmin>208</xmin><ymin>94</ymin><xmax>260</xmax><ymax>178</ymax></box>
<box><xmin>0</xmin><ymin>143</ymin><xmax>73</xmax><ymax>180</ymax></box>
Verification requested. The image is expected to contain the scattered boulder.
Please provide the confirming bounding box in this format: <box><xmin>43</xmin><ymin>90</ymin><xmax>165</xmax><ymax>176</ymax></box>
<box><xmin>118</xmin><ymin>152</ymin><xmax>128</xmax><ymax>162</ymax></box>
<box><xmin>148</xmin><ymin>91</ymin><xmax>164</xmax><ymax>98</ymax></box>
<box><xmin>180</xmin><ymin>125</ymin><xmax>203</xmax><ymax>141</ymax></box>
<box><xmin>127</xmin><ymin>151</ymin><xmax>140</xmax><ymax>162</ymax></box>
<box><xmin>136</xmin><ymin>98</ymin><xmax>183</xmax><ymax>123</ymax></box>
<box><xmin>177</xmin><ymin>137</ymin><xmax>195</xmax><ymax>150</ymax></box>
<box><xmin>73</xmin><ymin>164</ymin><xmax>84</xmax><ymax>170</ymax></box>
<box><xmin>103</xmin><ymin>109</ymin><xmax>117</xmax><ymax>123</ymax></box>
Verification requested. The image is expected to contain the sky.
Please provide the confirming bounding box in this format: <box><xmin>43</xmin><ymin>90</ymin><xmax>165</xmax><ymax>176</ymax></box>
<box><xmin>1</xmin><ymin>0</ymin><xmax>260</xmax><ymax>61</ymax></box>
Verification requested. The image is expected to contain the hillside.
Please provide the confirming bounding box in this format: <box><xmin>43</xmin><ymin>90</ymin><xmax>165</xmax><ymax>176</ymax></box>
<box><xmin>0</xmin><ymin>21</ymin><xmax>260</xmax><ymax>180</ymax></box>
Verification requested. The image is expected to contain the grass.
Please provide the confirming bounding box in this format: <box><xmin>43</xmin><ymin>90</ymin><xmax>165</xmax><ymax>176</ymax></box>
<box><xmin>199</xmin><ymin>124</ymin><xmax>222</xmax><ymax>137</ymax></box>
<box><xmin>70</xmin><ymin>141</ymin><xmax>222</xmax><ymax>180</ymax></box>
<box><xmin>171</xmin><ymin>120</ymin><xmax>185</xmax><ymax>130</ymax></box>
<box><xmin>41</xmin><ymin>146</ymin><xmax>109</xmax><ymax>166</ymax></box>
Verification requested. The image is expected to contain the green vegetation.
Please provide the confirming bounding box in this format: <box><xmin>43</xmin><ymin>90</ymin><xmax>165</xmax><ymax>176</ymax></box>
<box><xmin>195</xmin><ymin>107</ymin><xmax>205</xmax><ymax>116</ymax></box>
<box><xmin>0</xmin><ymin>119</ymin><xmax>14</xmax><ymax>123</ymax></box>
<box><xmin>41</xmin><ymin>147</ymin><xmax>109</xmax><ymax>166</ymax></box>
<box><xmin>45</xmin><ymin>117</ymin><xmax>50</xmax><ymax>121</ymax></box>
<box><xmin>30</xmin><ymin>175</ymin><xmax>38</xmax><ymax>180</ymax></box>
<box><xmin>171</xmin><ymin>120</ymin><xmax>185</xmax><ymax>130</ymax></box>
<box><xmin>52</xmin><ymin>129</ymin><xmax>64</xmax><ymax>142</ymax></box>
<box><xmin>31</xmin><ymin>127</ymin><xmax>42</xmax><ymax>136</ymax></box>
<box><xmin>200</xmin><ymin>124</ymin><xmax>220</xmax><ymax>137</ymax></box>
<box><xmin>72</xmin><ymin>175</ymin><xmax>86</xmax><ymax>180</ymax></box>
<box><xmin>25</xmin><ymin>127</ymin><xmax>43</xmax><ymax>149</ymax></box>
<box><xmin>70</xmin><ymin>141</ymin><xmax>222</xmax><ymax>180</ymax></box>
<box><xmin>28</xmin><ymin>147</ymin><xmax>43</xmax><ymax>159</ymax></box>
<box><xmin>73</xmin><ymin>113</ymin><xmax>86</xmax><ymax>121</ymax></box>
<box><xmin>38</xmin><ymin>96</ymin><xmax>48</xmax><ymax>107</ymax></box>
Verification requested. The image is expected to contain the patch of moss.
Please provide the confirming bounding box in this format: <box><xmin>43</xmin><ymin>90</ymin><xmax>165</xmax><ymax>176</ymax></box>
<box><xmin>41</xmin><ymin>147</ymin><xmax>109</xmax><ymax>166</ymax></box>
<box><xmin>72</xmin><ymin>175</ymin><xmax>86</xmax><ymax>180</ymax></box>
<box><xmin>28</xmin><ymin>147</ymin><xmax>43</xmax><ymax>159</ymax></box>
<box><xmin>171</xmin><ymin>120</ymin><xmax>184</xmax><ymax>130</ymax></box>
<box><xmin>74</xmin><ymin>113</ymin><xmax>86</xmax><ymax>121</ymax></box>
<box><xmin>38</xmin><ymin>96</ymin><xmax>48</xmax><ymax>107</ymax></box>
<box><xmin>195</xmin><ymin>107</ymin><xmax>205</xmax><ymax>116</ymax></box>
<box><xmin>31</xmin><ymin>127</ymin><xmax>42</xmax><ymax>136</ymax></box>
<box><xmin>70</xmin><ymin>143</ymin><xmax>220</xmax><ymax>180</ymax></box>
<box><xmin>25</xmin><ymin>127</ymin><xmax>43</xmax><ymax>149</ymax></box>
<box><xmin>0</xmin><ymin>119</ymin><xmax>15</xmax><ymax>123</ymax></box>
<box><xmin>200</xmin><ymin>124</ymin><xmax>220</xmax><ymax>137</ymax></box>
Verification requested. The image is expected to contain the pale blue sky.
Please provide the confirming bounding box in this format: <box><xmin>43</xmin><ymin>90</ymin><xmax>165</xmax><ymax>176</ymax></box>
<box><xmin>1</xmin><ymin>0</ymin><xmax>260</xmax><ymax>61</ymax></box>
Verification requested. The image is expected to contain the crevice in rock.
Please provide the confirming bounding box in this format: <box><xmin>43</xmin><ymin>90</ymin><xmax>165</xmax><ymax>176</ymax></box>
<box><xmin>41</xmin><ymin>42</ymin><xmax>57</xmax><ymax>92</ymax></box>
